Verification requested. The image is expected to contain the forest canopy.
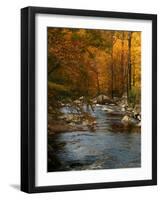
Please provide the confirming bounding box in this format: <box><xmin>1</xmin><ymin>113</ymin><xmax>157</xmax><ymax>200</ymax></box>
<box><xmin>48</xmin><ymin>27</ymin><xmax>141</xmax><ymax>118</ymax></box>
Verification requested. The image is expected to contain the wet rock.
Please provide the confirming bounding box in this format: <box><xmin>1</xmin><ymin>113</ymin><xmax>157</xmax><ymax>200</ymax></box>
<box><xmin>109</xmin><ymin>103</ymin><xmax>116</xmax><ymax>106</ymax></box>
<box><xmin>102</xmin><ymin>106</ymin><xmax>113</xmax><ymax>113</ymax></box>
<box><xmin>121</xmin><ymin>107</ymin><xmax>126</xmax><ymax>112</ymax></box>
<box><xmin>120</xmin><ymin>104</ymin><xmax>127</xmax><ymax>112</ymax></box>
<box><xmin>96</xmin><ymin>103</ymin><xmax>102</xmax><ymax>107</ymax></box>
<box><xmin>127</xmin><ymin>107</ymin><xmax>133</xmax><ymax>112</ymax></box>
<box><xmin>137</xmin><ymin>122</ymin><xmax>141</xmax><ymax>127</ymax></box>
<box><xmin>73</xmin><ymin>99</ymin><xmax>81</xmax><ymax>105</ymax></box>
<box><xmin>121</xmin><ymin>115</ymin><xmax>139</xmax><ymax>126</ymax></box>
<box><xmin>92</xmin><ymin>99</ymin><xmax>97</xmax><ymax>104</ymax></box>
<box><xmin>60</xmin><ymin>102</ymin><xmax>65</xmax><ymax>106</ymax></box>
<box><xmin>133</xmin><ymin>104</ymin><xmax>141</xmax><ymax>115</ymax></box>
<box><xmin>79</xmin><ymin>96</ymin><xmax>84</xmax><ymax>100</ymax></box>
<box><xmin>121</xmin><ymin>115</ymin><xmax>130</xmax><ymax>123</ymax></box>
<box><xmin>69</xmin><ymin>122</ymin><xmax>75</xmax><ymax>126</ymax></box>
<box><xmin>137</xmin><ymin>114</ymin><xmax>141</xmax><ymax>121</ymax></box>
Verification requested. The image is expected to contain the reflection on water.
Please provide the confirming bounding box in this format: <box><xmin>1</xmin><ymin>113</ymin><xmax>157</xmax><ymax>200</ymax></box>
<box><xmin>48</xmin><ymin>105</ymin><xmax>141</xmax><ymax>172</ymax></box>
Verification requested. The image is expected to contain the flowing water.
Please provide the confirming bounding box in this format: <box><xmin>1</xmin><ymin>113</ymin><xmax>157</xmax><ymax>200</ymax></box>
<box><xmin>48</xmin><ymin>105</ymin><xmax>141</xmax><ymax>171</ymax></box>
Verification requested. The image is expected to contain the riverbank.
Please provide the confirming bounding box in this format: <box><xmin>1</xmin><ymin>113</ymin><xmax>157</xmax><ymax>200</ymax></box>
<box><xmin>48</xmin><ymin>100</ymin><xmax>141</xmax><ymax>135</ymax></box>
<box><xmin>48</xmin><ymin>120</ymin><xmax>88</xmax><ymax>134</ymax></box>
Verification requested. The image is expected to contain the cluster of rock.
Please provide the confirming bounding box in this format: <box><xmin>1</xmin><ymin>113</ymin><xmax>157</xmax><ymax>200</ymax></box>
<box><xmin>95</xmin><ymin>94</ymin><xmax>114</xmax><ymax>105</ymax></box>
<box><xmin>121</xmin><ymin>114</ymin><xmax>141</xmax><ymax>127</ymax></box>
<box><xmin>120</xmin><ymin>104</ymin><xmax>141</xmax><ymax>127</ymax></box>
<box><xmin>59</xmin><ymin>112</ymin><xmax>97</xmax><ymax>131</ymax></box>
<box><xmin>69</xmin><ymin>94</ymin><xmax>115</xmax><ymax>106</ymax></box>
<box><xmin>49</xmin><ymin>94</ymin><xmax>141</xmax><ymax>134</ymax></box>
<box><xmin>94</xmin><ymin>94</ymin><xmax>141</xmax><ymax>127</ymax></box>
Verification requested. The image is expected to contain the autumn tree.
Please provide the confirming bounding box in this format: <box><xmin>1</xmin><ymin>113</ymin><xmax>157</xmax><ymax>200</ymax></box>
<box><xmin>47</xmin><ymin>27</ymin><xmax>141</xmax><ymax>118</ymax></box>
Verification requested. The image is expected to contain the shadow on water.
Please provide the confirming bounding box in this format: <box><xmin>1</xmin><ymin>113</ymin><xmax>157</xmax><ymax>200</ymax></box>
<box><xmin>48</xmin><ymin>105</ymin><xmax>141</xmax><ymax>172</ymax></box>
<box><xmin>48</xmin><ymin>136</ymin><xmax>65</xmax><ymax>172</ymax></box>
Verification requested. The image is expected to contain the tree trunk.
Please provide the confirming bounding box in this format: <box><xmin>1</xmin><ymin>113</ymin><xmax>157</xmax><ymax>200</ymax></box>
<box><xmin>110</xmin><ymin>32</ymin><xmax>115</xmax><ymax>99</ymax></box>
<box><xmin>96</xmin><ymin>72</ymin><xmax>100</xmax><ymax>95</ymax></box>
<box><xmin>132</xmin><ymin>64</ymin><xmax>135</xmax><ymax>86</ymax></box>
<box><xmin>128</xmin><ymin>32</ymin><xmax>132</xmax><ymax>90</ymax></box>
<box><xmin>121</xmin><ymin>32</ymin><xmax>125</xmax><ymax>95</ymax></box>
<box><xmin>127</xmin><ymin>32</ymin><xmax>132</xmax><ymax>100</ymax></box>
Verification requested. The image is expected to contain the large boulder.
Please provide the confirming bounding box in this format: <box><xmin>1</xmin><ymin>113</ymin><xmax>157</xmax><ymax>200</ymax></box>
<box><xmin>96</xmin><ymin>94</ymin><xmax>112</xmax><ymax>104</ymax></box>
<box><xmin>121</xmin><ymin>115</ymin><xmax>130</xmax><ymax>124</ymax></box>
<box><xmin>121</xmin><ymin>115</ymin><xmax>139</xmax><ymax>126</ymax></box>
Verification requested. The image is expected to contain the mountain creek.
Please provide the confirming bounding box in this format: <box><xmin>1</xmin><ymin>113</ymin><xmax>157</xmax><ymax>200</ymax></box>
<box><xmin>48</xmin><ymin>104</ymin><xmax>141</xmax><ymax>172</ymax></box>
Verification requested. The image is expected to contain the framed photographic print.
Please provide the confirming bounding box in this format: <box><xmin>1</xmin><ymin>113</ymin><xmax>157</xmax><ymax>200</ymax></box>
<box><xmin>21</xmin><ymin>6</ymin><xmax>157</xmax><ymax>193</ymax></box>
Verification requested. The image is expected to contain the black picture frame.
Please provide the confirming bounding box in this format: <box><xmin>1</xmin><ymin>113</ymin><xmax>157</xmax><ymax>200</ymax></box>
<box><xmin>21</xmin><ymin>6</ymin><xmax>157</xmax><ymax>193</ymax></box>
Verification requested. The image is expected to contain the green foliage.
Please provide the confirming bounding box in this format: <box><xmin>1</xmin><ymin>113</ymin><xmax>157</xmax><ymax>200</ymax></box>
<box><xmin>48</xmin><ymin>53</ymin><xmax>60</xmax><ymax>76</ymax></box>
<box><xmin>48</xmin><ymin>82</ymin><xmax>71</xmax><ymax>98</ymax></box>
<box><xmin>86</xmin><ymin>30</ymin><xmax>103</xmax><ymax>47</ymax></box>
<box><xmin>71</xmin><ymin>32</ymin><xmax>80</xmax><ymax>41</ymax></box>
<box><xmin>128</xmin><ymin>87</ymin><xmax>141</xmax><ymax>106</ymax></box>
